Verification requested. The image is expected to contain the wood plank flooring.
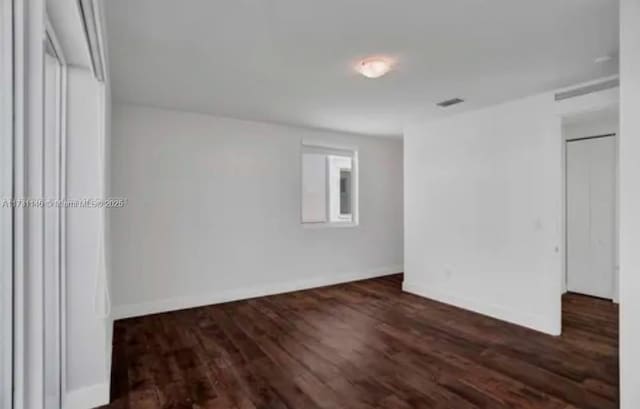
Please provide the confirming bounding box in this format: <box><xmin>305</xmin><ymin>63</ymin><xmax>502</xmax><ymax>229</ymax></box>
<box><xmin>101</xmin><ymin>274</ymin><xmax>618</xmax><ymax>409</ymax></box>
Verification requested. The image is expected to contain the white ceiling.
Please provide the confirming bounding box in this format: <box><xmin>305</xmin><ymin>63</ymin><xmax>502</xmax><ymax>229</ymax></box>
<box><xmin>105</xmin><ymin>0</ymin><xmax>619</xmax><ymax>137</ymax></box>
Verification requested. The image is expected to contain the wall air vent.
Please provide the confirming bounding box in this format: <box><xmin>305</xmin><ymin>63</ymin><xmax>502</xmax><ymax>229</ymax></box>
<box><xmin>554</xmin><ymin>78</ymin><xmax>619</xmax><ymax>101</ymax></box>
<box><xmin>437</xmin><ymin>98</ymin><xmax>465</xmax><ymax>108</ymax></box>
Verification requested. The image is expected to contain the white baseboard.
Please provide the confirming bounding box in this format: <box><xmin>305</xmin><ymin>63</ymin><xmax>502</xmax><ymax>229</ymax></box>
<box><xmin>64</xmin><ymin>382</ymin><xmax>110</xmax><ymax>409</ymax></box>
<box><xmin>112</xmin><ymin>265</ymin><xmax>404</xmax><ymax>320</ymax></box>
<box><xmin>402</xmin><ymin>281</ymin><xmax>561</xmax><ymax>336</ymax></box>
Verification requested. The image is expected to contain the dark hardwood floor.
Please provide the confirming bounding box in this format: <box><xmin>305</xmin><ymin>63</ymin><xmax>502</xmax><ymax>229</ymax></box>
<box><xmin>101</xmin><ymin>274</ymin><xmax>618</xmax><ymax>409</ymax></box>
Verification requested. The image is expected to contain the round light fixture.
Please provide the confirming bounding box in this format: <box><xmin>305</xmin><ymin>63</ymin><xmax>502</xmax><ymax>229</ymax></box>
<box><xmin>355</xmin><ymin>56</ymin><xmax>394</xmax><ymax>79</ymax></box>
<box><xmin>595</xmin><ymin>55</ymin><xmax>613</xmax><ymax>64</ymax></box>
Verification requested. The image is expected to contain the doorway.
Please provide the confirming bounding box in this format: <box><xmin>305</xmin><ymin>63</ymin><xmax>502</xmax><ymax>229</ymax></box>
<box><xmin>563</xmin><ymin>107</ymin><xmax>619</xmax><ymax>301</ymax></box>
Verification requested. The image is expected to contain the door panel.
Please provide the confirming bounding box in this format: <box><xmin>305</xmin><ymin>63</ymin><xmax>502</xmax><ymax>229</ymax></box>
<box><xmin>567</xmin><ymin>140</ymin><xmax>592</xmax><ymax>295</ymax></box>
<box><xmin>587</xmin><ymin>137</ymin><xmax>616</xmax><ymax>298</ymax></box>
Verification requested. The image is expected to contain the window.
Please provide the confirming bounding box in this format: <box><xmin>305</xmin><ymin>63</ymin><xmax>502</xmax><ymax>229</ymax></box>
<box><xmin>301</xmin><ymin>144</ymin><xmax>358</xmax><ymax>226</ymax></box>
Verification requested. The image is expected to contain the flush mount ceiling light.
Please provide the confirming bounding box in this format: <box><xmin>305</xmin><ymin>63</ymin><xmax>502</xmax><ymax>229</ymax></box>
<box><xmin>594</xmin><ymin>55</ymin><xmax>613</xmax><ymax>64</ymax></box>
<box><xmin>355</xmin><ymin>56</ymin><xmax>394</xmax><ymax>79</ymax></box>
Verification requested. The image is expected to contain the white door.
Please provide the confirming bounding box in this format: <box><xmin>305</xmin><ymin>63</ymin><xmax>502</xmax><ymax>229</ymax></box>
<box><xmin>566</xmin><ymin>136</ymin><xmax>616</xmax><ymax>299</ymax></box>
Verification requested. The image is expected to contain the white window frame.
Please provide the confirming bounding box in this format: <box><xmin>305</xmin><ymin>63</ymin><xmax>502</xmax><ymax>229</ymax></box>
<box><xmin>301</xmin><ymin>142</ymin><xmax>359</xmax><ymax>228</ymax></box>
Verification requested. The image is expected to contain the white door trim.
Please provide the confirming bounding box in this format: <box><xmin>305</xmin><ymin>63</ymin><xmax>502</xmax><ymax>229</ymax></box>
<box><xmin>11</xmin><ymin>1</ymin><xmax>71</xmax><ymax>408</ymax></box>
<box><xmin>12</xmin><ymin>0</ymin><xmax>47</xmax><ymax>407</ymax></box>
<box><xmin>1</xmin><ymin>0</ymin><xmax>14</xmax><ymax>407</ymax></box>
<box><xmin>43</xmin><ymin>17</ymin><xmax>67</xmax><ymax>408</ymax></box>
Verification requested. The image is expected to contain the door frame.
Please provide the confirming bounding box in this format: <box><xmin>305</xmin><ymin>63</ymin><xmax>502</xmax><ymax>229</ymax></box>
<box><xmin>11</xmin><ymin>1</ymin><xmax>69</xmax><ymax>407</ymax></box>
<box><xmin>1</xmin><ymin>0</ymin><xmax>14</xmax><ymax>407</ymax></box>
<box><xmin>44</xmin><ymin>16</ymin><xmax>68</xmax><ymax>409</ymax></box>
<box><xmin>564</xmin><ymin>132</ymin><xmax>618</xmax><ymax>301</ymax></box>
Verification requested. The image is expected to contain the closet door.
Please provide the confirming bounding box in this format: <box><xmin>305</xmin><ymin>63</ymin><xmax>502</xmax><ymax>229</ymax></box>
<box><xmin>566</xmin><ymin>136</ymin><xmax>616</xmax><ymax>299</ymax></box>
<box><xmin>587</xmin><ymin>137</ymin><xmax>616</xmax><ymax>297</ymax></box>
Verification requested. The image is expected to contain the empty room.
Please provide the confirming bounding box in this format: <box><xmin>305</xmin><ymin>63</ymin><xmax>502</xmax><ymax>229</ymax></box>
<box><xmin>2</xmin><ymin>0</ymin><xmax>640</xmax><ymax>409</ymax></box>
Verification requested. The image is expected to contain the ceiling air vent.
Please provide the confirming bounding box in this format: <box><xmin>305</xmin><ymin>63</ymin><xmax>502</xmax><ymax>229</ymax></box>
<box><xmin>554</xmin><ymin>78</ymin><xmax>619</xmax><ymax>101</ymax></box>
<box><xmin>437</xmin><ymin>98</ymin><xmax>465</xmax><ymax>108</ymax></box>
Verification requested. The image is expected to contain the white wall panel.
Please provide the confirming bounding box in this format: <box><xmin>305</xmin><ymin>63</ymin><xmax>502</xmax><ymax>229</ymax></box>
<box><xmin>404</xmin><ymin>93</ymin><xmax>562</xmax><ymax>335</ymax></box>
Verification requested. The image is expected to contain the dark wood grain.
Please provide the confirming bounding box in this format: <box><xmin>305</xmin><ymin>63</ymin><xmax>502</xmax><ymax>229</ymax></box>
<box><xmin>100</xmin><ymin>274</ymin><xmax>618</xmax><ymax>409</ymax></box>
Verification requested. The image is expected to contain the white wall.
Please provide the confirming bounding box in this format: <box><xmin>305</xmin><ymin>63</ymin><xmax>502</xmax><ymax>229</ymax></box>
<box><xmin>404</xmin><ymin>93</ymin><xmax>563</xmax><ymax>335</ymax></box>
<box><xmin>555</xmin><ymin>84</ymin><xmax>619</xmax><ymax>118</ymax></box>
<box><xmin>620</xmin><ymin>0</ymin><xmax>640</xmax><ymax>407</ymax></box>
<box><xmin>64</xmin><ymin>66</ymin><xmax>110</xmax><ymax>409</ymax></box>
<box><xmin>110</xmin><ymin>104</ymin><xmax>403</xmax><ymax>318</ymax></box>
<box><xmin>563</xmin><ymin>111</ymin><xmax>619</xmax><ymax>141</ymax></box>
